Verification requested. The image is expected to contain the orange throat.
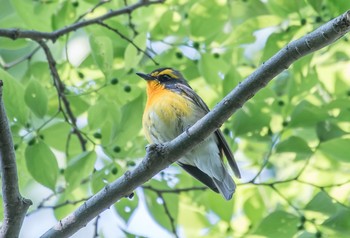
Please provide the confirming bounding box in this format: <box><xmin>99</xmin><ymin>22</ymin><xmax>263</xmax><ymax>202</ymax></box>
<box><xmin>145</xmin><ymin>80</ymin><xmax>167</xmax><ymax>111</ymax></box>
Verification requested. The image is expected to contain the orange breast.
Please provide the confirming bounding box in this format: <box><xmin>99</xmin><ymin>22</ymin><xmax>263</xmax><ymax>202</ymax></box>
<box><xmin>142</xmin><ymin>80</ymin><xmax>193</xmax><ymax>142</ymax></box>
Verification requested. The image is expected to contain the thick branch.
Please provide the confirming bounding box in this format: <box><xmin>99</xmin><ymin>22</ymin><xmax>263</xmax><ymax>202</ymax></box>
<box><xmin>0</xmin><ymin>0</ymin><xmax>164</xmax><ymax>42</ymax></box>
<box><xmin>41</xmin><ymin>10</ymin><xmax>350</xmax><ymax>238</ymax></box>
<box><xmin>0</xmin><ymin>81</ymin><xmax>32</xmax><ymax>238</ymax></box>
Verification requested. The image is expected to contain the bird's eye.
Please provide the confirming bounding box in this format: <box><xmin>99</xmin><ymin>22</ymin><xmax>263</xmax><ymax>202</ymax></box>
<box><xmin>159</xmin><ymin>74</ymin><xmax>172</xmax><ymax>81</ymax></box>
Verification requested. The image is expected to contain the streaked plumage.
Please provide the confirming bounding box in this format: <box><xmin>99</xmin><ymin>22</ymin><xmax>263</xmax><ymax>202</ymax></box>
<box><xmin>137</xmin><ymin>68</ymin><xmax>241</xmax><ymax>200</ymax></box>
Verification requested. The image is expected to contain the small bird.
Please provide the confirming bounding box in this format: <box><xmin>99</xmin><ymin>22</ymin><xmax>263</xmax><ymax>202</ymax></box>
<box><xmin>137</xmin><ymin>68</ymin><xmax>241</xmax><ymax>200</ymax></box>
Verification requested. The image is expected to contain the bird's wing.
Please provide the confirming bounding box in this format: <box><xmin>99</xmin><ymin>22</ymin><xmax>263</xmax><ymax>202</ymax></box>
<box><xmin>174</xmin><ymin>83</ymin><xmax>241</xmax><ymax>178</ymax></box>
<box><xmin>178</xmin><ymin>162</ymin><xmax>219</xmax><ymax>193</ymax></box>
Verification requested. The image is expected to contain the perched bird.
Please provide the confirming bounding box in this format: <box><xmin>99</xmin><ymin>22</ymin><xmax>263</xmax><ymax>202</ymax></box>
<box><xmin>137</xmin><ymin>68</ymin><xmax>241</xmax><ymax>200</ymax></box>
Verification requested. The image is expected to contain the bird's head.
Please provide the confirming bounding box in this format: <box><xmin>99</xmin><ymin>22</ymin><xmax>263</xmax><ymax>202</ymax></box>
<box><xmin>136</xmin><ymin>67</ymin><xmax>189</xmax><ymax>89</ymax></box>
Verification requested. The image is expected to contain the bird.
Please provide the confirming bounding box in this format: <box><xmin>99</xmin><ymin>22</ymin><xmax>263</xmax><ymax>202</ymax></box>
<box><xmin>137</xmin><ymin>67</ymin><xmax>241</xmax><ymax>200</ymax></box>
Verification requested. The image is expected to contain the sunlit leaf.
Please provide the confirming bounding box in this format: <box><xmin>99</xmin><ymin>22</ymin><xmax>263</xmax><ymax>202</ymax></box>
<box><xmin>318</xmin><ymin>138</ymin><xmax>350</xmax><ymax>162</ymax></box>
<box><xmin>88</xmin><ymin>100</ymin><xmax>109</xmax><ymax>130</ymax></box>
<box><xmin>115</xmin><ymin>194</ymin><xmax>139</xmax><ymax>222</ymax></box>
<box><xmin>323</xmin><ymin>209</ymin><xmax>350</xmax><ymax>235</ymax></box>
<box><xmin>289</xmin><ymin>101</ymin><xmax>328</xmax><ymax>127</ymax></box>
<box><xmin>124</xmin><ymin>33</ymin><xmax>147</xmax><ymax>70</ymax></box>
<box><xmin>115</xmin><ymin>95</ymin><xmax>143</xmax><ymax>145</ymax></box>
<box><xmin>0</xmin><ymin>69</ymin><xmax>28</xmax><ymax>124</ymax></box>
<box><xmin>25</xmin><ymin>141</ymin><xmax>59</xmax><ymax>190</ymax></box>
<box><xmin>316</xmin><ymin>121</ymin><xmax>347</xmax><ymax>142</ymax></box>
<box><xmin>90</xmin><ymin>35</ymin><xmax>114</xmax><ymax>77</ymax></box>
<box><xmin>24</xmin><ymin>78</ymin><xmax>48</xmax><ymax>118</ymax></box>
<box><xmin>65</xmin><ymin>151</ymin><xmax>96</xmax><ymax>191</ymax></box>
<box><xmin>254</xmin><ymin>211</ymin><xmax>299</xmax><ymax>238</ymax></box>
<box><xmin>244</xmin><ymin>194</ymin><xmax>265</xmax><ymax>224</ymax></box>
<box><xmin>276</xmin><ymin>136</ymin><xmax>312</xmax><ymax>154</ymax></box>
<box><xmin>305</xmin><ymin>191</ymin><xmax>337</xmax><ymax>215</ymax></box>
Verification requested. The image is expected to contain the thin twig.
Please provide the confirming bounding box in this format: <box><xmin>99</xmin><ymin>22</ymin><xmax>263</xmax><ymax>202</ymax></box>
<box><xmin>142</xmin><ymin>185</ymin><xmax>207</xmax><ymax>193</ymax></box>
<box><xmin>35</xmin><ymin>39</ymin><xmax>87</xmax><ymax>151</ymax></box>
<box><xmin>0</xmin><ymin>0</ymin><xmax>165</xmax><ymax>42</ymax></box>
<box><xmin>26</xmin><ymin>193</ymin><xmax>57</xmax><ymax>217</ymax></box>
<box><xmin>250</xmin><ymin>133</ymin><xmax>280</xmax><ymax>182</ymax></box>
<box><xmin>75</xmin><ymin>0</ymin><xmax>111</xmax><ymax>23</ymax></box>
<box><xmin>0</xmin><ymin>46</ymin><xmax>40</xmax><ymax>70</ymax></box>
<box><xmin>148</xmin><ymin>190</ymin><xmax>179</xmax><ymax>238</ymax></box>
<box><xmin>40</xmin><ymin>197</ymin><xmax>91</xmax><ymax>210</ymax></box>
<box><xmin>297</xmin><ymin>178</ymin><xmax>350</xmax><ymax>189</ymax></box>
<box><xmin>123</xmin><ymin>0</ymin><xmax>138</xmax><ymax>36</ymax></box>
<box><xmin>270</xmin><ymin>185</ymin><xmax>303</xmax><ymax>215</ymax></box>
<box><xmin>20</xmin><ymin>110</ymin><xmax>61</xmax><ymax>140</ymax></box>
<box><xmin>97</xmin><ymin>21</ymin><xmax>158</xmax><ymax>65</ymax></box>
<box><xmin>93</xmin><ymin>215</ymin><xmax>100</xmax><ymax>238</ymax></box>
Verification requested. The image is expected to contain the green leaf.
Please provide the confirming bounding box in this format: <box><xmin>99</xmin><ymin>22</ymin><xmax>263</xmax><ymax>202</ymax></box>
<box><xmin>227</xmin><ymin>15</ymin><xmax>281</xmax><ymax>45</ymax></box>
<box><xmin>178</xmin><ymin>195</ymin><xmax>209</xmax><ymax>237</ymax></box>
<box><xmin>323</xmin><ymin>209</ymin><xmax>350</xmax><ymax>235</ymax></box>
<box><xmin>52</xmin><ymin>1</ymin><xmax>76</xmax><ymax>30</ymax></box>
<box><xmin>65</xmin><ymin>151</ymin><xmax>96</xmax><ymax>191</ymax></box>
<box><xmin>254</xmin><ymin>211</ymin><xmax>299</xmax><ymax>238</ymax></box>
<box><xmin>24</xmin><ymin>78</ymin><xmax>48</xmax><ymax>118</ymax></box>
<box><xmin>276</xmin><ymin>136</ymin><xmax>312</xmax><ymax>154</ymax></box>
<box><xmin>11</xmin><ymin>0</ymin><xmax>57</xmax><ymax>31</ymax></box>
<box><xmin>90</xmin><ymin>35</ymin><xmax>114</xmax><ymax>77</ymax></box>
<box><xmin>88</xmin><ymin>101</ymin><xmax>109</xmax><ymax>130</ymax></box>
<box><xmin>244</xmin><ymin>194</ymin><xmax>265</xmax><ymax>224</ymax></box>
<box><xmin>318</xmin><ymin>138</ymin><xmax>350</xmax><ymax>162</ymax></box>
<box><xmin>305</xmin><ymin>192</ymin><xmax>337</xmax><ymax>215</ymax></box>
<box><xmin>25</xmin><ymin>141</ymin><xmax>59</xmax><ymax>190</ymax></box>
<box><xmin>91</xmin><ymin>163</ymin><xmax>120</xmax><ymax>194</ymax></box>
<box><xmin>306</xmin><ymin>0</ymin><xmax>324</xmax><ymax>13</ymax></box>
<box><xmin>222</xmin><ymin>68</ymin><xmax>241</xmax><ymax>96</ymax></box>
<box><xmin>152</xmin><ymin>10</ymin><xmax>180</xmax><ymax>38</ymax></box>
<box><xmin>0</xmin><ymin>69</ymin><xmax>28</xmax><ymax>124</ymax></box>
<box><xmin>66</xmin><ymin>95</ymin><xmax>90</xmax><ymax>116</ymax></box>
<box><xmin>115</xmin><ymin>95</ymin><xmax>143</xmax><ymax>145</ymax></box>
<box><xmin>124</xmin><ymin>32</ymin><xmax>147</xmax><ymax>70</ymax></box>
<box><xmin>189</xmin><ymin>1</ymin><xmax>228</xmax><ymax>40</ymax></box>
<box><xmin>316</xmin><ymin>121</ymin><xmax>347</xmax><ymax>142</ymax></box>
<box><xmin>198</xmin><ymin>53</ymin><xmax>228</xmax><ymax>85</ymax></box>
<box><xmin>88</xmin><ymin>100</ymin><xmax>121</xmax><ymax>145</ymax></box>
<box><xmin>232</xmin><ymin>102</ymin><xmax>271</xmax><ymax>135</ymax></box>
<box><xmin>266</xmin><ymin>0</ymin><xmax>306</xmax><ymax>16</ymax></box>
<box><xmin>41</xmin><ymin>122</ymin><xmax>71</xmax><ymax>151</ymax></box>
<box><xmin>289</xmin><ymin>101</ymin><xmax>328</xmax><ymax>127</ymax></box>
<box><xmin>200</xmin><ymin>191</ymin><xmax>234</xmax><ymax>223</ymax></box>
<box><xmin>115</xmin><ymin>195</ymin><xmax>139</xmax><ymax>222</ymax></box>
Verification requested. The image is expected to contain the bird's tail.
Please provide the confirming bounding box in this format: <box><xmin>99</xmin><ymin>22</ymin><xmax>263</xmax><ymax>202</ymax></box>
<box><xmin>212</xmin><ymin>169</ymin><xmax>236</xmax><ymax>200</ymax></box>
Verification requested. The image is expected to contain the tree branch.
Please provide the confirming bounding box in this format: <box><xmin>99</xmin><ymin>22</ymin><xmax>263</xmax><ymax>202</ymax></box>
<box><xmin>35</xmin><ymin>39</ymin><xmax>87</xmax><ymax>152</ymax></box>
<box><xmin>75</xmin><ymin>0</ymin><xmax>111</xmax><ymax>23</ymax></box>
<box><xmin>0</xmin><ymin>0</ymin><xmax>164</xmax><ymax>42</ymax></box>
<box><xmin>41</xmin><ymin>10</ymin><xmax>350</xmax><ymax>238</ymax></box>
<box><xmin>142</xmin><ymin>185</ymin><xmax>207</xmax><ymax>194</ymax></box>
<box><xmin>97</xmin><ymin>21</ymin><xmax>159</xmax><ymax>65</ymax></box>
<box><xmin>0</xmin><ymin>80</ymin><xmax>32</xmax><ymax>238</ymax></box>
<box><xmin>0</xmin><ymin>46</ymin><xmax>40</xmax><ymax>70</ymax></box>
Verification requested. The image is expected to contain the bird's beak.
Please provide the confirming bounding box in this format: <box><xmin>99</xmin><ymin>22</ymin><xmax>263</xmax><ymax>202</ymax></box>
<box><xmin>136</xmin><ymin>72</ymin><xmax>154</xmax><ymax>81</ymax></box>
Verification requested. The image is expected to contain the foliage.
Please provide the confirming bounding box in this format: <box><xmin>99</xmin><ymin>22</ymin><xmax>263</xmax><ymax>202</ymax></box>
<box><xmin>0</xmin><ymin>0</ymin><xmax>350</xmax><ymax>237</ymax></box>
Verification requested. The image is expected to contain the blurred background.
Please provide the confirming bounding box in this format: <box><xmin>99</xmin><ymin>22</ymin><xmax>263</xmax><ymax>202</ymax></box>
<box><xmin>0</xmin><ymin>0</ymin><xmax>350</xmax><ymax>237</ymax></box>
